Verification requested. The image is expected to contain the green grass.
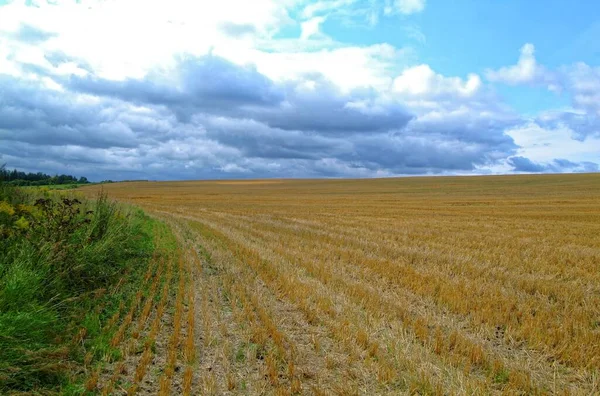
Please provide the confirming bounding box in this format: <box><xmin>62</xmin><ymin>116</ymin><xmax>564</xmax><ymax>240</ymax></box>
<box><xmin>0</xmin><ymin>184</ymin><xmax>157</xmax><ymax>393</ymax></box>
<box><xmin>18</xmin><ymin>183</ymin><xmax>93</xmax><ymax>191</ymax></box>
<box><xmin>44</xmin><ymin>183</ymin><xmax>89</xmax><ymax>190</ymax></box>
<box><xmin>493</xmin><ymin>369</ymin><xmax>511</xmax><ymax>385</ymax></box>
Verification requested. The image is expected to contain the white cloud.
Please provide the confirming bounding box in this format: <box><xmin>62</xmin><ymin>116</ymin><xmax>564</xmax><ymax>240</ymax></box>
<box><xmin>564</xmin><ymin>63</ymin><xmax>600</xmax><ymax>115</ymax></box>
<box><xmin>486</xmin><ymin>43</ymin><xmax>537</xmax><ymax>84</ymax></box>
<box><xmin>217</xmin><ymin>43</ymin><xmax>411</xmax><ymax>92</ymax></box>
<box><xmin>300</xmin><ymin>16</ymin><xmax>326</xmax><ymax>40</ymax></box>
<box><xmin>484</xmin><ymin>45</ymin><xmax>599</xmax><ymax>141</ymax></box>
<box><xmin>301</xmin><ymin>0</ymin><xmax>357</xmax><ymax>18</ymax></box>
<box><xmin>394</xmin><ymin>0</ymin><xmax>426</xmax><ymax>15</ymax></box>
<box><xmin>486</xmin><ymin>43</ymin><xmax>558</xmax><ymax>90</ymax></box>
<box><xmin>0</xmin><ymin>0</ymin><xmax>295</xmax><ymax>80</ymax></box>
<box><xmin>506</xmin><ymin>122</ymin><xmax>600</xmax><ymax>168</ymax></box>
<box><xmin>530</xmin><ymin>63</ymin><xmax>600</xmax><ymax>140</ymax></box>
<box><xmin>0</xmin><ymin>0</ymin><xmax>414</xmax><ymax>93</ymax></box>
<box><xmin>393</xmin><ymin>64</ymin><xmax>482</xmax><ymax>97</ymax></box>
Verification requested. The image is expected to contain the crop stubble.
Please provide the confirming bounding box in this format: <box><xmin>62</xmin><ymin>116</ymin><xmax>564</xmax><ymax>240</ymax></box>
<box><xmin>83</xmin><ymin>174</ymin><xmax>600</xmax><ymax>394</ymax></box>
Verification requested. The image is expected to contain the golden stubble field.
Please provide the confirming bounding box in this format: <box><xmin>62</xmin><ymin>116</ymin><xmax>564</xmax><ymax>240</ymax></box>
<box><xmin>82</xmin><ymin>174</ymin><xmax>600</xmax><ymax>395</ymax></box>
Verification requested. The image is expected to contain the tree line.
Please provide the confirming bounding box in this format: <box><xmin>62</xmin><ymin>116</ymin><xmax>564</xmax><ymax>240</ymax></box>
<box><xmin>0</xmin><ymin>166</ymin><xmax>90</xmax><ymax>186</ymax></box>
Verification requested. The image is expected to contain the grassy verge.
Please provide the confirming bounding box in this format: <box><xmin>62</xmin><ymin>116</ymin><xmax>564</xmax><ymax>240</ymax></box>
<box><xmin>0</xmin><ymin>183</ymin><xmax>161</xmax><ymax>394</ymax></box>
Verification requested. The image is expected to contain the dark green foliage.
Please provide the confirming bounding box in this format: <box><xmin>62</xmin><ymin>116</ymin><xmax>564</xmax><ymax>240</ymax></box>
<box><xmin>0</xmin><ymin>165</ymin><xmax>90</xmax><ymax>186</ymax></box>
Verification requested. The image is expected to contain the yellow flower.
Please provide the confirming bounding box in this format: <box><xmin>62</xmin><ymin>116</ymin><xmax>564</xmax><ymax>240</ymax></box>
<box><xmin>0</xmin><ymin>201</ymin><xmax>15</xmax><ymax>216</ymax></box>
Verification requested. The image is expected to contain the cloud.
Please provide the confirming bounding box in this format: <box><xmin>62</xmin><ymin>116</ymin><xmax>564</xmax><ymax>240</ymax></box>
<box><xmin>249</xmin><ymin>78</ymin><xmax>413</xmax><ymax>133</ymax></box>
<box><xmin>487</xmin><ymin>44</ymin><xmax>600</xmax><ymax>141</ymax></box>
<box><xmin>0</xmin><ymin>53</ymin><xmax>521</xmax><ymax>180</ymax></box>
<box><xmin>67</xmin><ymin>55</ymin><xmax>285</xmax><ymax>119</ymax></box>
<box><xmin>1</xmin><ymin>1</ymin><xmax>595</xmax><ymax>181</ymax></box>
<box><xmin>535</xmin><ymin>110</ymin><xmax>599</xmax><ymax>140</ymax></box>
<box><xmin>300</xmin><ymin>16</ymin><xmax>327</xmax><ymax>40</ymax></box>
<box><xmin>487</xmin><ymin>44</ymin><xmax>537</xmax><ymax>84</ymax></box>
<box><xmin>238</xmin><ymin>43</ymin><xmax>410</xmax><ymax>92</ymax></box>
<box><xmin>300</xmin><ymin>0</ymin><xmax>423</xmax><ymax>31</ymax></box>
<box><xmin>393</xmin><ymin>64</ymin><xmax>481</xmax><ymax>97</ymax></box>
<box><xmin>505</xmin><ymin>122</ymin><xmax>600</xmax><ymax>172</ymax></box>
<box><xmin>8</xmin><ymin>24</ymin><xmax>56</xmax><ymax>44</ymax></box>
<box><xmin>507</xmin><ymin>156</ymin><xmax>547</xmax><ymax>172</ymax></box>
<box><xmin>531</xmin><ymin>63</ymin><xmax>600</xmax><ymax>140</ymax></box>
<box><xmin>563</xmin><ymin>63</ymin><xmax>600</xmax><ymax>122</ymax></box>
<box><xmin>218</xmin><ymin>22</ymin><xmax>258</xmax><ymax>38</ymax></box>
<box><xmin>507</xmin><ymin>156</ymin><xmax>596</xmax><ymax>173</ymax></box>
<box><xmin>66</xmin><ymin>55</ymin><xmax>412</xmax><ymax>133</ymax></box>
<box><xmin>301</xmin><ymin>0</ymin><xmax>358</xmax><ymax>19</ymax></box>
<box><xmin>385</xmin><ymin>0</ymin><xmax>426</xmax><ymax>15</ymax></box>
<box><xmin>391</xmin><ymin>64</ymin><xmax>519</xmax><ymax>159</ymax></box>
<box><xmin>394</xmin><ymin>0</ymin><xmax>426</xmax><ymax>15</ymax></box>
<box><xmin>486</xmin><ymin>44</ymin><xmax>558</xmax><ymax>89</ymax></box>
<box><xmin>0</xmin><ymin>75</ymin><xmax>141</xmax><ymax>149</ymax></box>
<box><xmin>0</xmin><ymin>0</ymin><xmax>295</xmax><ymax>80</ymax></box>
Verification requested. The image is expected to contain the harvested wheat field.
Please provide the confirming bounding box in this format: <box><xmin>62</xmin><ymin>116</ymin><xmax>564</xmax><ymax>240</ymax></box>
<box><xmin>81</xmin><ymin>173</ymin><xmax>600</xmax><ymax>395</ymax></box>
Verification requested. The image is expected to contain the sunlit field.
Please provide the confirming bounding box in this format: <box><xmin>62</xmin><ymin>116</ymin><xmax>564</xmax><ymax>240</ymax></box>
<box><xmin>82</xmin><ymin>174</ymin><xmax>600</xmax><ymax>394</ymax></box>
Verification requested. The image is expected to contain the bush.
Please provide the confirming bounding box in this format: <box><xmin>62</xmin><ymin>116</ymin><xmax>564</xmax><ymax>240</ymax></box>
<box><xmin>0</xmin><ymin>183</ymin><xmax>153</xmax><ymax>392</ymax></box>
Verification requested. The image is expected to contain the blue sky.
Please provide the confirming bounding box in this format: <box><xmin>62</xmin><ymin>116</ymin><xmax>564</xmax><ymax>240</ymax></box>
<box><xmin>0</xmin><ymin>0</ymin><xmax>599</xmax><ymax>180</ymax></box>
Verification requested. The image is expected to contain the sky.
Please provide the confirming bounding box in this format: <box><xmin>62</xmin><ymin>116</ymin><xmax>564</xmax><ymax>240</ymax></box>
<box><xmin>0</xmin><ymin>0</ymin><xmax>599</xmax><ymax>181</ymax></box>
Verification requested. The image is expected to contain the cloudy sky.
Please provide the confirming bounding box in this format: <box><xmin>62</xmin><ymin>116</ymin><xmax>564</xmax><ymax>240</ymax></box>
<box><xmin>1</xmin><ymin>0</ymin><xmax>599</xmax><ymax>181</ymax></box>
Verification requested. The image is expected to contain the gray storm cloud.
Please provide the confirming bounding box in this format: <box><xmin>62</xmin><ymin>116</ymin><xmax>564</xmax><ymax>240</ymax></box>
<box><xmin>0</xmin><ymin>46</ymin><xmax>594</xmax><ymax>180</ymax></box>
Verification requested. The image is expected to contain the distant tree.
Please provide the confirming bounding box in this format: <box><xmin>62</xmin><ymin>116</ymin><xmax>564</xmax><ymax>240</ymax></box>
<box><xmin>0</xmin><ymin>167</ymin><xmax>90</xmax><ymax>186</ymax></box>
